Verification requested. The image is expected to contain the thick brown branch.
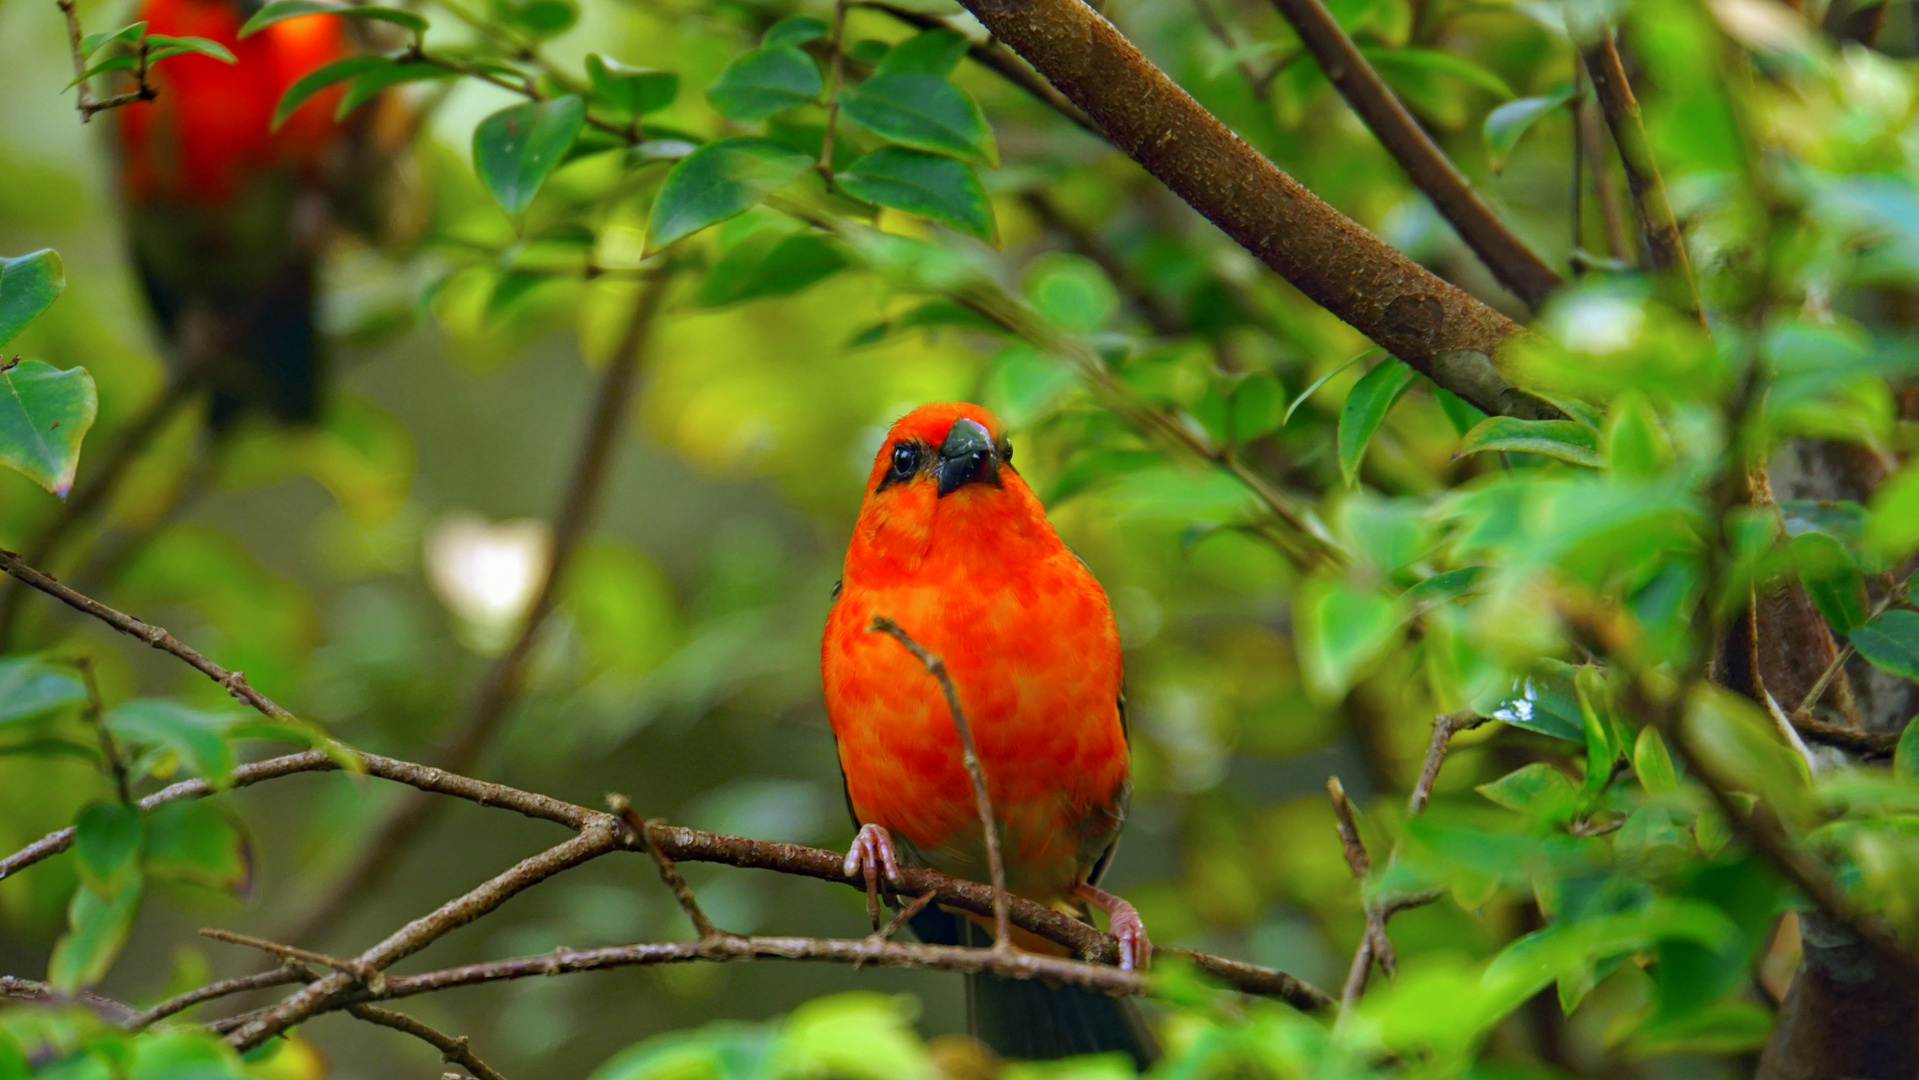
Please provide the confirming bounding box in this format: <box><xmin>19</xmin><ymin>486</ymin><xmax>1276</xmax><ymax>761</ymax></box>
<box><xmin>1578</xmin><ymin>30</ymin><xmax>1701</xmax><ymax>319</ymax></box>
<box><xmin>868</xmin><ymin>616</ymin><xmax>1012</xmax><ymax>950</ymax></box>
<box><xmin>282</xmin><ymin>271</ymin><xmax>670</xmax><ymax>946</ymax></box>
<box><xmin>1265</xmin><ymin>0</ymin><xmax>1563</xmax><ymax>309</ymax></box>
<box><xmin>951</xmin><ymin>0</ymin><xmax>1564</xmax><ymax>420</ymax></box>
<box><xmin>347</xmin><ymin>1005</ymin><xmax>509</xmax><ymax>1080</ymax></box>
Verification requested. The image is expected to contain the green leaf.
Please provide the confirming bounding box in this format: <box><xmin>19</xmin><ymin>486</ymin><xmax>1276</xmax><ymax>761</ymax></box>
<box><xmin>1851</xmin><ymin>609</ymin><xmax>1919</xmax><ymax>681</ymax></box>
<box><xmin>1363</xmin><ymin>45</ymin><xmax>1515</xmax><ymax>99</ymax></box>
<box><xmin>1336</xmin><ymin>357</ymin><xmax>1416</xmax><ymax>487</ymax></box>
<box><xmin>48</xmin><ymin>877</ymin><xmax>141</xmax><ymax>991</ymax></box>
<box><xmin>1483</xmin><ymin>87</ymin><xmax>1573</xmax><ymax>173</ymax></box>
<box><xmin>500</xmin><ymin>0</ymin><xmax>576</xmax><ymax>38</ymax></box>
<box><xmin>1024</xmin><ymin>254</ymin><xmax>1115</xmax><ymax>333</ymax></box>
<box><xmin>877</xmin><ymin>29</ymin><xmax>970</xmax><ymax>76</ymax></box>
<box><xmin>1792</xmin><ymin>532</ymin><xmax>1867</xmax><ymax>634</ymax></box>
<box><xmin>1480</xmin><ymin>663</ymin><xmax>1586</xmax><ymax>742</ymax></box>
<box><xmin>1229</xmin><ymin>374</ymin><xmax>1285</xmax><ymax>443</ymax></box>
<box><xmin>1635</xmin><ymin>726</ymin><xmax>1679</xmax><ymax>795</ymax></box>
<box><xmin>67</xmin><ymin>52</ymin><xmax>140</xmax><ymax>89</ymax></box>
<box><xmin>1895</xmin><ymin>719</ymin><xmax>1919</xmax><ymax>783</ymax></box>
<box><xmin>1294</xmin><ymin>574</ymin><xmax>1403</xmax><ymax>700</ymax></box>
<box><xmin>334</xmin><ymin>61</ymin><xmax>459</xmax><ymax>120</ymax></box>
<box><xmin>1435</xmin><ymin>385</ymin><xmax>1486</xmax><ymax>436</ymax></box>
<box><xmin>1866</xmin><ymin>461</ymin><xmax>1919</xmax><ymax>563</ymax></box>
<box><xmin>1476</xmin><ymin>762</ymin><xmax>1578</xmax><ymax>818</ymax></box>
<box><xmin>1284</xmin><ymin>347</ymin><xmax>1378</xmax><ymax>426</ymax></box>
<box><xmin>1405</xmin><ymin>565</ymin><xmax>1484</xmax><ymax>608</ymax></box>
<box><xmin>838</xmin><ymin>148</ymin><xmax>995</xmax><ymax>242</ymax></box>
<box><xmin>0</xmin><ymin>656</ymin><xmax>86</xmax><ymax>724</ymax></box>
<box><xmin>839</xmin><ymin>73</ymin><xmax>997</xmax><ymax>166</ymax></box>
<box><xmin>238</xmin><ymin>0</ymin><xmax>426</xmax><ymax>40</ymax></box>
<box><xmin>0</xmin><ymin>360</ymin><xmax>99</xmax><ymax>496</ymax></box>
<box><xmin>1603</xmin><ymin>389</ymin><xmax>1671</xmax><ymax>479</ymax></box>
<box><xmin>74</xmin><ymin>802</ymin><xmax>144</xmax><ymax>897</ymax></box>
<box><xmin>145</xmin><ymin>801</ymin><xmax>251</xmax><ymax>893</ymax></box>
<box><xmin>646</xmin><ymin>138</ymin><xmax>815</xmax><ymax>251</ymax></box>
<box><xmin>81</xmin><ymin>21</ymin><xmax>147</xmax><ymax>58</ymax></box>
<box><xmin>474</xmin><ymin>96</ymin><xmax>587</xmax><ymax>216</ymax></box>
<box><xmin>763</xmin><ymin>14</ymin><xmax>828</xmax><ymax>48</ymax></box>
<box><xmin>706</xmin><ymin>46</ymin><xmax>822</xmax><ymax>123</ymax></box>
<box><xmin>271</xmin><ymin>54</ymin><xmax>389</xmax><ymax>130</ymax></box>
<box><xmin>0</xmin><ymin>249</ymin><xmax>66</xmax><ymax>348</ymax></box>
<box><xmin>587</xmin><ymin>54</ymin><xmax>679</xmax><ymax>114</ymax></box>
<box><xmin>697</xmin><ymin>233</ymin><xmax>846</xmax><ymax>307</ymax></box>
<box><xmin>144</xmin><ymin>34</ymin><xmax>237</xmax><ymax>64</ymax></box>
<box><xmin>1454</xmin><ymin>416</ymin><xmax>1604</xmax><ymax>468</ymax></box>
<box><xmin>106</xmin><ymin>699</ymin><xmax>237</xmax><ymax>788</ymax></box>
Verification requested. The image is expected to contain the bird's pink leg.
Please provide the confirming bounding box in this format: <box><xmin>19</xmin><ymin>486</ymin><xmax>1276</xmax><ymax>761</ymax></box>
<box><xmin>1075</xmin><ymin>882</ymin><xmax>1152</xmax><ymax>971</ymax></box>
<box><xmin>844</xmin><ymin>823</ymin><xmax>905</xmax><ymax>925</ymax></box>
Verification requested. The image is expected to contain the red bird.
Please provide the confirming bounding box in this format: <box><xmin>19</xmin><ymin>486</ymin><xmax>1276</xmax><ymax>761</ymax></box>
<box><xmin>113</xmin><ymin>0</ymin><xmax>397</xmax><ymax>425</ymax></box>
<box><xmin>822</xmin><ymin>403</ymin><xmax>1155</xmax><ymax>1064</ymax></box>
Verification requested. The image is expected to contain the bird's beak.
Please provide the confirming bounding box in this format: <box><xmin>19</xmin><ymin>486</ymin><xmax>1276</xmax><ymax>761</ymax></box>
<box><xmin>936</xmin><ymin>418</ymin><xmax>999</xmax><ymax>497</ymax></box>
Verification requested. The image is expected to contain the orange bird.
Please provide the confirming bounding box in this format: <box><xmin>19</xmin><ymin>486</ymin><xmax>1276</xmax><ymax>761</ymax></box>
<box><xmin>822</xmin><ymin>403</ymin><xmax>1156</xmax><ymax>1064</ymax></box>
<box><xmin>113</xmin><ymin>0</ymin><xmax>397</xmax><ymax>425</ymax></box>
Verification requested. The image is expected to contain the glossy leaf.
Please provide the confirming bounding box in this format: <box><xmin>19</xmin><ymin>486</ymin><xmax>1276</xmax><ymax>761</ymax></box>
<box><xmin>697</xmin><ymin>233</ymin><xmax>846</xmax><ymax>307</ymax></box>
<box><xmin>706</xmin><ymin>46</ymin><xmax>822</xmax><ymax>123</ymax></box>
<box><xmin>0</xmin><ymin>360</ymin><xmax>98</xmax><ymax>496</ymax></box>
<box><xmin>74</xmin><ymin>802</ymin><xmax>144</xmax><ymax>897</ymax></box>
<box><xmin>1481</xmin><ymin>663</ymin><xmax>1586</xmax><ymax>742</ymax></box>
<box><xmin>1476</xmin><ymin>762</ymin><xmax>1578</xmax><ymax>818</ymax></box>
<box><xmin>474</xmin><ymin>96</ymin><xmax>587</xmax><ymax>216</ymax></box>
<box><xmin>80</xmin><ymin>21</ymin><xmax>147</xmax><ymax>57</ymax></box>
<box><xmin>271</xmin><ymin>54</ymin><xmax>388</xmax><ymax>130</ymax></box>
<box><xmin>500</xmin><ymin>0</ymin><xmax>576</xmax><ymax>37</ymax></box>
<box><xmin>0</xmin><ymin>248</ymin><xmax>65</xmax><ymax>348</ymax></box>
<box><xmin>238</xmin><ymin>0</ymin><xmax>426</xmax><ymax>40</ymax></box>
<box><xmin>1635</xmin><ymin>726</ymin><xmax>1679</xmax><ymax>795</ymax></box>
<box><xmin>334</xmin><ymin>62</ymin><xmax>459</xmax><ymax>119</ymax></box>
<box><xmin>877</xmin><ymin>29</ymin><xmax>970</xmax><ymax>76</ymax></box>
<box><xmin>1363</xmin><ymin>45</ymin><xmax>1515</xmax><ymax>99</ymax></box>
<box><xmin>1793</xmin><ymin>532</ymin><xmax>1867</xmax><ymax>634</ymax></box>
<box><xmin>1284</xmin><ymin>347</ymin><xmax>1378</xmax><ymax>426</ymax></box>
<box><xmin>106</xmin><ymin>699</ymin><xmax>237</xmax><ymax>788</ymax></box>
<box><xmin>1850</xmin><ymin>609</ymin><xmax>1919</xmax><ymax>681</ymax></box>
<box><xmin>1484</xmin><ymin>87</ymin><xmax>1573</xmax><ymax>173</ymax></box>
<box><xmin>646</xmin><ymin>138</ymin><xmax>815</xmax><ymax>251</ymax></box>
<box><xmin>1336</xmin><ymin>357</ymin><xmax>1416</xmax><ymax>487</ymax></box>
<box><xmin>837</xmin><ymin>148</ymin><xmax>995</xmax><ymax>242</ymax></box>
<box><xmin>145</xmin><ymin>800</ymin><xmax>251</xmax><ymax>893</ymax></box>
<box><xmin>1454</xmin><ymin>417</ymin><xmax>1604</xmax><ymax>468</ymax></box>
<box><xmin>0</xmin><ymin>656</ymin><xmax>86</xmax><ymax>724</ymax></box>
<box><xmin>762</xmin><ymin>14</ymin><xmax>828</xmax><ymax>48</ymax></box>
<box><xmin>839</xmin><ymin>73</ymin><xmax>997</xmax><ymax>166</ymax></box>
<box><xmin>587</xmin><ymin>55</ymin><xmax>679</xmax><ymax>114</ymax></box>
<box><xmin>48</xmin><ymin>878</ymin><xmax>141</xmax><ymax>991</ymax></box>
<box><xmin>144</xmin><ymin>34</ymin><xmax>237</xmax><ymax>64</ymax></box>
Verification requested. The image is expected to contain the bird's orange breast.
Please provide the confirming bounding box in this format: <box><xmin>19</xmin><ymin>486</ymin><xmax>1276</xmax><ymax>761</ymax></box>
<box><xmin>822</xmin><ymin>455</ymin><xmax>1128</xmax><ymax>904</ymax></box>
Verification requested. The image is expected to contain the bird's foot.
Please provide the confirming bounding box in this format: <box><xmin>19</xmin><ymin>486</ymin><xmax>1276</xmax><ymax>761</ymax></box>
<box><xmin>844</xmin><ymin>823</ymin><xmax>905</xmax><ymax>926</ymax></box>
<box><xmin>1075</xmin><ymin>882</ymin><xmax>1152</xmax><ymax>971</ymax></box>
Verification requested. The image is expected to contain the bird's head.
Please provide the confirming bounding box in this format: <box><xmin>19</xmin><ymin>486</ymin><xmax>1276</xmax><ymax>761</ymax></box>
<box><xmin>850</xmin><ymin>403</ymin><xmax>1047</xmax><ymax>564</ymax></box>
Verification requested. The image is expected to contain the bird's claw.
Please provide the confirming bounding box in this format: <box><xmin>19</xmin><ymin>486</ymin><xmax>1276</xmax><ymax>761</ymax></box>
<box><xmin>1076</xmin><ymin>882</ymin><xmax>1152</xmax><ymax>971</ymax></box>
<box><xmin>844</xmin><ymin>824</ymin><xmax>904</xmax><ymax>926</ymax></box>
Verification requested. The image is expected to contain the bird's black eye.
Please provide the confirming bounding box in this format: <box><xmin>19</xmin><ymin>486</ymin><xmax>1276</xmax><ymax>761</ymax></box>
<box><xmin>996</xmin><ymin>437</ymin><xmax>1012</xmax><ymax>464</ymax></box>
<box><xmin>879</xmin><ymin>441</ymin><xmax>923</xmax><ymax>491</ymax></box>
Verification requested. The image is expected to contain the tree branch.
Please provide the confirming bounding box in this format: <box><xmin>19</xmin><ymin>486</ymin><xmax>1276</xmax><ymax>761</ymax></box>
<box><xmin>949</xmin><ymin>0</ymin><xmax>1566</xmax><ymax>420</ymax></box>
<box><xmin>346</xmin><ymin>1004</ymin><xmax>510</xmax><ymax>1080</ymax></box>
<box><xmin>1577</xmin><ymin>28</ymin><xmax>1702</xmax><ymax>319</ymax></box>
<box><xmin>867</xmin><ymin>616</ymin><xmax>1012</xmax><ymax>951</ymax></box>
<box><xmin>126</xmin><ymin>964</ymin><xmax>313</xmax><ymax>1030</ymax></box>
<box><xmin>57</xmin><ymin>0</ymin><xmax>158</xmax><ymax>121</ymax></box>
<box><xmin>1264</xmin><ymin>0</ymin><xmax>1564</xmax><ymax>309</ymax></box>
<box><xmin>280</xmin><ymin>269</ymin><xmax>671</xmax><ymax>946</ymax></box>
<box><xmin>0</xmin><ymin>975</ymin><xmax>135</xmax><ymax>1024</ymax></box>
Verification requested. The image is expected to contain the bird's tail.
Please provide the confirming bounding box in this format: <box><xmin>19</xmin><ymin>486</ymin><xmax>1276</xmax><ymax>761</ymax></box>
<box><xmin>913</xmin><ymin>906</ymin><xmax>1159</xmax><ymax>1069</ymax></box>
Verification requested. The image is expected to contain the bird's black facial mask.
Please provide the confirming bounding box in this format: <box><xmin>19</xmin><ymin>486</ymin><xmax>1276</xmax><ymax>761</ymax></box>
<box><xmin>935</xmin><ymin>418</ymin><xmax>1003</xmax><ymax>497</ymax></box>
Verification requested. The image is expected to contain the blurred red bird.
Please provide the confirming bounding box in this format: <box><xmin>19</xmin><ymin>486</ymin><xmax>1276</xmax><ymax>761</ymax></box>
<box><xmin>113</xmin><ymin>0</ymin><xmax>402</xmax><ymax>425</ymax></box>
<box><xmin>822</xmin><ymin>402</ymin><xmax>1156</xmax><ymax>1064</ymax></box>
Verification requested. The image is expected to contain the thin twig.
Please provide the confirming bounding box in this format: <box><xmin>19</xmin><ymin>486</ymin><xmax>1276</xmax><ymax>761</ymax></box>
<box><xmin>1578</xmin><ymin>28</ymin><xmax>1702</xmax><ymax>321</ymax></box>
<box><xmin>872</xmin><ymin>890</ymin><xmax>937</xmax><ymax>943</ymax></box>
<box><xmin>1265</xmin><ymin>0</ymin><xmax>1563</xmax><ymax>309</ymax></box>
<box><xmin>74</xmin><ymin>656</ymin><xmax>132</xmax><ymax>805</ymax></box>
<box><xmin>1794</xmin><ymin>584</ymin><xmax>1903</xmax><ymax>722</ymax></box>
<box><xmin>56</xmin><ymin>0</ymin><xmax>158</xmax><ymax>121</ymax></box>
<box><xmin>0</xmin><ymin>549</ymin><xmax>299</xmax><ymax>722</ymax></box>
<box><xmin>280</xmin><ymin>270</ymin><xmax>671</xmax><ymax>947</ymax></box>
<box><xmin>200</xmin><ymin>929</ymin><xmax>386</xmax><ymax>993</ymax></box>
<box><xmin>0</xmin><ymin>365</ymin><xmax>199</xmax><ymax>645</ymax></box>
<box><xmin>347</xmin><ymin>1005</ymin><xmax>509</xmax><ymax>1080</ymax></box>
<box><xmin>608</xmin><ymin>795</ymin><xmax>726</xmax><ymax>943</ymax></box>
<box><xmin>1</xmin><ymin>975</ymin><xmax>137</xmax><ymax>1024</ymax></box>
<box><xmin>817</xmin><ymin>0</ymin><xmax>850</xmax><ymax>185</ymax></box>
<box><xmin>1409</xmin><ymin>708</ymin><xmax>1487</xmax><ymax>815</ymax></box>
<box><xmin>125</xmin><ymin>964</ymin><xmax>313</xmax><ymax>1030</ymax></box>
<box><xmin>867</xmin><ymin>616</ymin><xmax>1012</xmax><ymax>952</ymax></box>
<box><xmin>1574</xmin><ymin>55</ymin><xmax>1631</xmax><ymax>264</ymax></box>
